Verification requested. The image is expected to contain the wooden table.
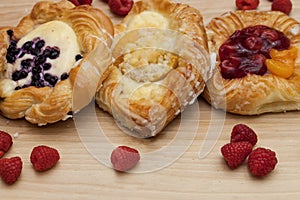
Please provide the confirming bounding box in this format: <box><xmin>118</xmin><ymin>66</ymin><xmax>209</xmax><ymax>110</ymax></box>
<box><xmin>1</xmin><ymin>0</ymin><xmax>300</xmax><ymax>199</ymax></box>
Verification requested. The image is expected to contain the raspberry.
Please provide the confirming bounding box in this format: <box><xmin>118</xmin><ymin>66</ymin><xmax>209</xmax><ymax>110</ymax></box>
<box><xmin>236</xmin><ymin>0</ymin><xmax>260</xmax><ymax>10</ymax></box>
<box><xmin>248</xmin><ymin>147</ymin><xmax>278</xmax><ymax>177</ymax></box>
<box><xmin>230</xmin><ymin>124</ymin><xmax>258</xmax><ymax>146</ymax></box>
<box><xmin>0</xmin><ymin>130</ymin><xmax>13</xmax><ymax>158</ymax></box>
<box><xmin>0</xmin><ymin>156</ymin><xmax>23</xmax><ymax>185</ymax></box>
<box><xmin>108</xmin><ymin>0</ymin><xmax>134</xmax><ymax>16</ymax></box>
<box><xmin>68</xmin><ymin>0</ymin><xmax>92</xmax><ymax>6</ymax></box>
<box><xmin>221</xmin><ymin>141</ymin><xmax>253</xmax><ymax>169</ymax></box>
<box><xmin>271</xmin><ymin>0</ymin><xmax>292</xmax><ymax>15</ymax></box>
<box><xmin>30</xmin><ymin>145</ymin><xmax>60</xmax><ymax>172</ymax></box>
<box><xmin>111</xmin><ymin>146</ymin><xmax>140</xmax><ymax>172</ymax></box>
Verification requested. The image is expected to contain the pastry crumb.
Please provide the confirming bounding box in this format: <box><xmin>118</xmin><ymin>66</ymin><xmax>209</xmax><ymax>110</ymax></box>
<box><xmin>13</xmin><ymin>132</ymin><xmax>19</xmax><ymax>138</ymax></box>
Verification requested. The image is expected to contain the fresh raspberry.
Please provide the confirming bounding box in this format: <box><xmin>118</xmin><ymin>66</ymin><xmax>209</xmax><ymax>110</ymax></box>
<box><xmin>108</xmin><ymin>0</ymin><xmax>134</xmax><ymax>16</ymax></box>
<box><xmin>236</xmin><ymin>0</ymin><xmax>260</xmax><ymax>10</ymax></box>
<box><xmin>111</xmin><ymin>146</ymin><xmax>140</xmax><ymax>172</ymax></box>
<box><xmin>68</xmin><ymin>0</ymin><xmax>92</xmax><ymax>6</ymax></box>
<box><xmin>0</xmin><ymin>156</ymin><xmax>23</xmax><ymax>185</ymax></box>
<box><xmin>30</xmin><ymin>145</ymin><xmax>60</xmax><ymax>172</ymax></box>
<box><xmin>221</xmin><ymin>141</ymin><xmax>253</xmax><ymax>169</ymax></box>
<box><xmin>230</xmin><ymin>124</ymin><xmax>258</xmax><ymax>146</ymax></box>
<box><xmin>0</xmin><ymin>130</ymin><xmax>13</xmax><ymax>158</ymax></box>
<box><xmin>248</xmin><ymin>147</ymin><xmax>278</xmax><ymax>177</ymax></box>
<box><xmin>271</xmin><ymin>0</ymin><xmax>292</xmax><ymax>15</ymax></box>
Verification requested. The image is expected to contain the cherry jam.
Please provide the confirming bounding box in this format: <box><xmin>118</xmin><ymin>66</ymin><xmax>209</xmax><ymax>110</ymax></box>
<box><xmin>219</xmin><ymin>25</ymin><xmax>290</xmax><ymax>79</ymax></box>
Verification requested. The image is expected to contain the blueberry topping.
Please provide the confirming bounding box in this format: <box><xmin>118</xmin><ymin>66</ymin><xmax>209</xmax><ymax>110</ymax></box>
<box><xmin>12</xmin><ymin>70</ymin><xmax>28</xmax><ymax>81</ymax></box>
<box><xmin>12</xmin><ymin>71</ymin><xmax>21</xmax><ymax>81</ymax></box>
<box><xmin>44</xmin><ymin>73</ymin><xmax>58</xmax><ymax>86</ymax></box>
<box><xmin>35</xmin><ymin>40</ymin><xmax>45</xmax><ymax>49</ymax></box>
<box><xmin>10</xmin><ymin>40</ymin><xmax>17</xmax><ymax>47</ymax></box>
<box><xmin>60</xmin><ymin>72</ymin><xmax>69</xmax><ymax>80</ymax></box>
<box><xmin>31</xmin><ymin>79</ymin><xmax>45</xmax><ymax>87</ymax></box>
<box><xmin>7</xmin><ymin>45</ymin><xmax>19</xmax><ymax>56</ymax></box>
<box><xmin>75</xmin><ymin>54</ymin><xmax>83</xmax><ymax>61</ymax></box>
<box><xmin>43</xmin><ymin>48</ymin><xmax>51</xmax><ymax>57</ymax></box>
<box><xmin>32</xmin><ymin>66</ymin><xmax>42</xmax><ymax>74</ymax></box>
<box><xmin>6</xmin><ymin>54</ymin><xmax>16</xmax><ymax>64</ymax></box>
<box><xmin>15</xmin><ymin>86</ymin><xmax>22</xmax><ymax>90</ymax></box>
<box><xmin>6</xmin><ymin>30</ymin><xmax>13</xmax><ymax>37</ymax></box>
<box><xmin>42</xmin><ymin>63</ymin><xmax>51</xmax><ymax>70</ymax></box>
<box><xmin>48</xmin><ymin>47</ymin><xmax>60</xmax><ymax>59</ymax></box>
<box><xmin>30</xmin><ymin>48</ymin><xmax>41</xmax><ymax>56</ymax></box>
<box><xmin>20</xmin><ymin>70</ymin><xmax>28</xmax><ymax>79</ymax></box>
<box><xmin>22</xmin><ymin>41</ymin><xmax>33</xmax><ymax>51</ymax></box>
<box><xmin>9</xmin><ymin>37</ymin><xmax>64</xmax><ymax>90</ymax></box>
<box><xmin>21</xmin><ymin>58</ymin><xmax>33</xmax><ymax>69</ymax></box>
<box><xmin>18</xmin><ymin>51</ymin><xmax>25</xmax><ymax>59</ymax></box>
<box><xmin>32</xmin><ymin>73</ymin><xmax>41</xmax><ymax>81</ymax></box>
<box><xmin>35</xmin><ymin>55</ymin><xmax>47</xmax><ymax>65</ymax></box>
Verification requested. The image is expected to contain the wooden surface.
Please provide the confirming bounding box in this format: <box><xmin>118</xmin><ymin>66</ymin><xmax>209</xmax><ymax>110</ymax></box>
<box><xmin>1</xmin><ymin>0</ymin><xmax>300</xmax><ymax>199</ymax></box>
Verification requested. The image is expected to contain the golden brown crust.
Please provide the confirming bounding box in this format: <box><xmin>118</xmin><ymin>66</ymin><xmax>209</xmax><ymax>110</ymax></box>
<box><xmin>95</xmin><ymin>0</ymin><xmax>210</xmax><ymax>137</ymax></box>
<box><xmin>202</xmin><ymin>10</ymin><xmax>300</xmax><ymax>115</ymax></box>
<box><xmin>0</xmin><ymin>0</ymin><xmax>114</xmax><ymax>125</ymax></box>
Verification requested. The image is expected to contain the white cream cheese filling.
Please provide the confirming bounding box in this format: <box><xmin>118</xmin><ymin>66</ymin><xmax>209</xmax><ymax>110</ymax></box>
<box><xmin>5</xmin><ymin>20</ymin><xmax>81</xmax><ymax>87</ymax></box>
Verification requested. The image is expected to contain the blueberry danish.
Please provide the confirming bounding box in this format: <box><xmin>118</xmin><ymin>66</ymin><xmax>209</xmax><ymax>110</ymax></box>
<box><xmin>0</xmin><ymin>0</ymin><xmax>114</xmax><ymax>125</ymax></box>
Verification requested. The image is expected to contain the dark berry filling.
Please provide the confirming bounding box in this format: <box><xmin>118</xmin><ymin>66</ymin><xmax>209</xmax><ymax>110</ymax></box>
<box><xmin>5</xmin><ymin>31</ymin><xmax>71</xmax><ymax>90</ymax></box>
<box><xmin>75</xmin><ymin>54</ymin><xmax>83</xmax><ymax>61</ymax></box>
<box><xmin>219</xmin><ymin>25</ymin><xmax>290</xmax><ymax>79</ymax></box>
<box><xmin>60</xmin><ymin>72</ymin><xmax>69</xmax><ymax>80</ymax></box>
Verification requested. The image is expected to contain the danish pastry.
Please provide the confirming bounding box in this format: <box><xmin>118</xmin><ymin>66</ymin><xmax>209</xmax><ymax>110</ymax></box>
<box><xmin>202</xmin><ymin>10</ymin><xmax>300</xmax><ymax>115</ymax></box>
<box><xmin>0</xmin><ymin>0</ymin><xmax>114</xmax><ymax>125</ymax></box>
<box><xmin>95</xmin><ymin>0</ymin><xmax>211</xmax><ymax>138</ymax></box>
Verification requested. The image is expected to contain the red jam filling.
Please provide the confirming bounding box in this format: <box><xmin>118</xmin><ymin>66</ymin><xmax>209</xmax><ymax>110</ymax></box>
<box><xmin>219</xmin><ymin>25</ymin><xmax>290</xmax><ymax>79</ymax></box>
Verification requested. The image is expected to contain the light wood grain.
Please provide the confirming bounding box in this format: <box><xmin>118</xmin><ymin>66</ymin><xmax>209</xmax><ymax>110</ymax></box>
<box><xmin>1</xmin><ymin>0</ymin><xmax>300</xmax><ymax>199</ymax></box>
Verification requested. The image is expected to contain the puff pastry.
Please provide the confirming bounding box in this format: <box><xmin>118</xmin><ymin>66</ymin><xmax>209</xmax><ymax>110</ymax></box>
<box><xmin>202</xmin><ymin>10</ymin><xmax>300</xmax><ymax>115</ymax></box>
<box><xmin>0</xmin><ymin>0</ymin><xmax>114</xmax><ymax>125</ymax></box>
<box><xmin>95</xmin><ymin>0</ymin><xmax>211</xmax><ymax>138</ymax></box>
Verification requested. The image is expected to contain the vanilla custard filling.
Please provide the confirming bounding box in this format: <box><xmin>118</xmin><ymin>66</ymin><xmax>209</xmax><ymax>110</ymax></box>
<box><xmin>127</xmin><ymin>11</ymin><xmax>169</xmax><ymax>30</ymax></box>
